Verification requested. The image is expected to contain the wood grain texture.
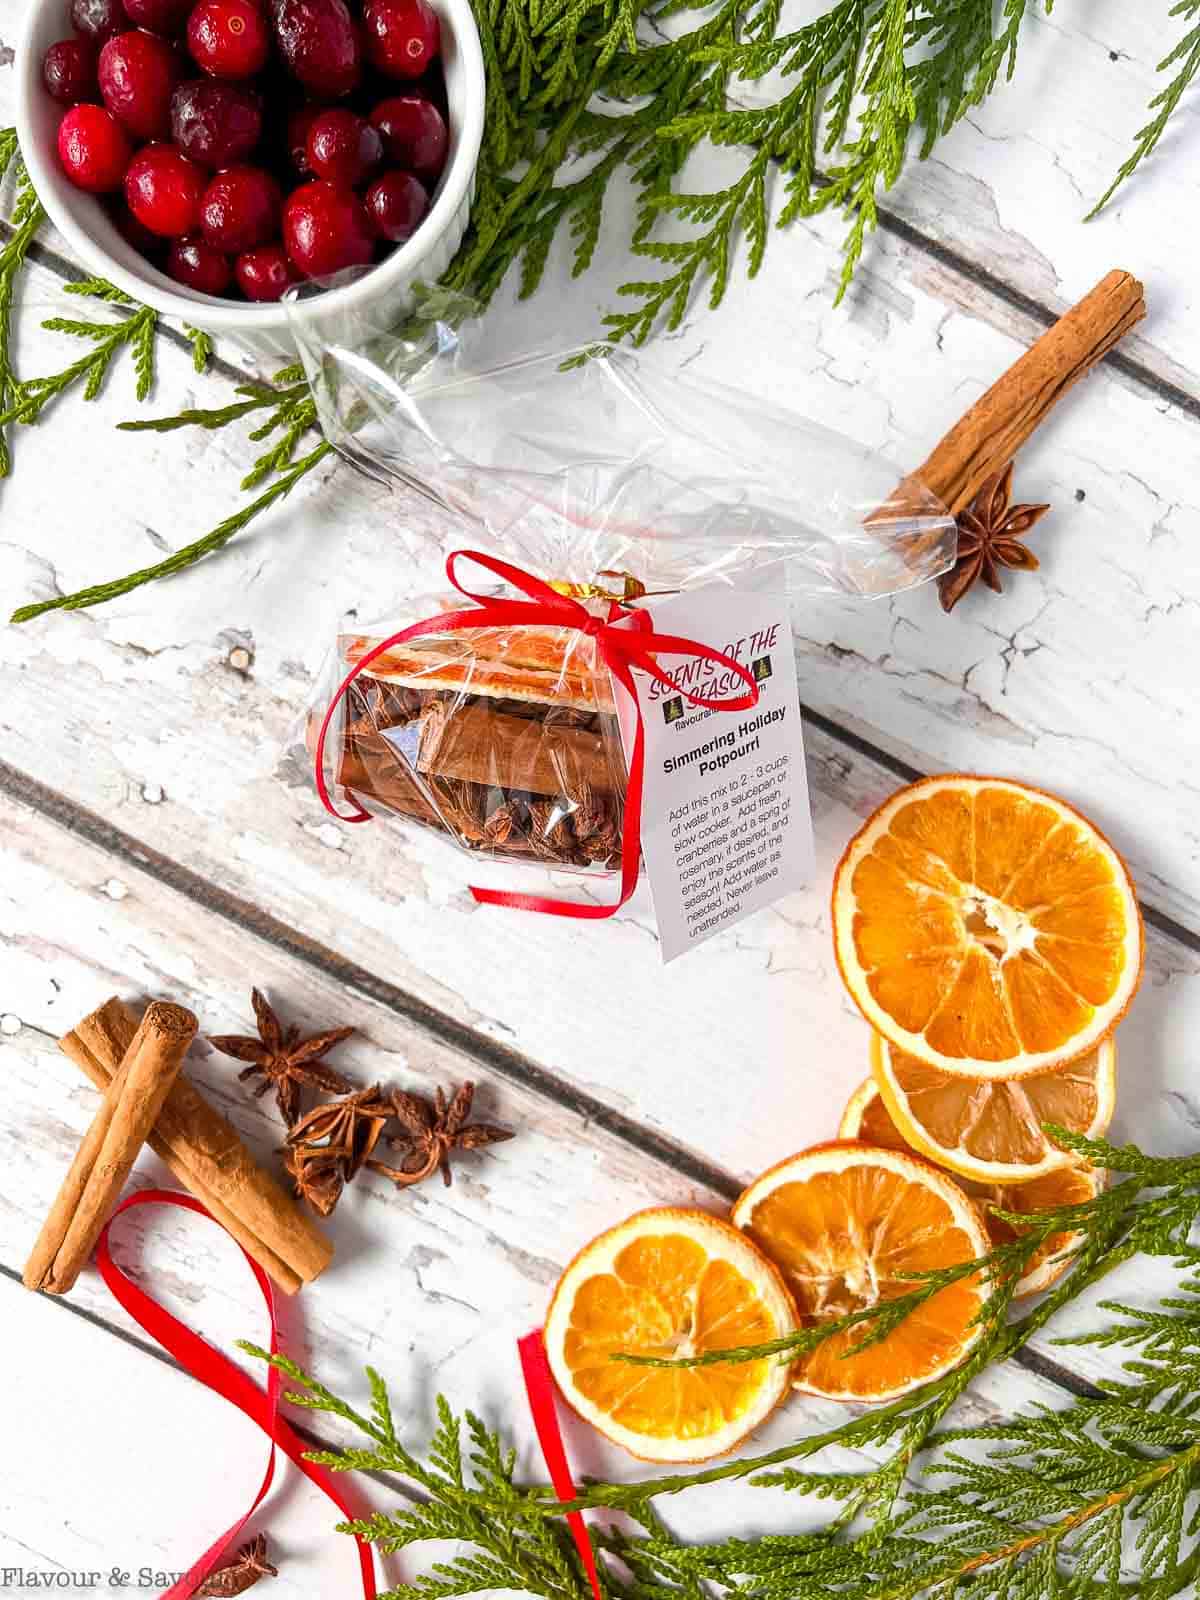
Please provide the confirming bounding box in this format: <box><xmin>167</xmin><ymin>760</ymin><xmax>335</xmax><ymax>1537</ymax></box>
<box><xmin>2</xmin><ymin>768</ymin><xmax>1193</xmax><ymax>1393</ymax></box>
<box><xmin>0</xmin><ymin>800</ymin><xmax>1153</xmax><ymax>1550</ymax></box>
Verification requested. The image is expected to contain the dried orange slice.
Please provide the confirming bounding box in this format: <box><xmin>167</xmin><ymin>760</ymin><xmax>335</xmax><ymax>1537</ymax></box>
<box><xmin>983</xmin><ymin>1163</ymin><xmax>1104</xmax><ymax>1297</ymax></box>
<box><xmin>543</xmin><ymin>1209</ymin><xmax>797</xmax><ymax>1462</ymax></box>
<box><xmin>832</xmin><ymin>776</ymin><xmax>1142</xmax><ymax>1078</ymax></box>
<box><xmin>869</xmin><ymin>1031</ymin><xmax>1116</xmax><ymax>1185</ymax></box>
<box><xmin>839</xmin><ymin>1079</ymin><xmax>1104</xmax><ymax>1298</ymax></box>
<box><xmin>732</xmin><ymin>1143</ymin><xmax>989</xmax><ymax>1402</ymax></box>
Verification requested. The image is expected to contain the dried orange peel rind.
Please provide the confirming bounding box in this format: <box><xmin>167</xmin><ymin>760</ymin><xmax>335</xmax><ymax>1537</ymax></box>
<box><xmin>733</xmin><ymin>1142</ymin><xmax>990</xmax><ymax>1402</ymax></box>
<box><xmin>832</xmin><ymin>775</ymin><xmax>1142</xmax><ymax>1079</ymax></box>
<box><xmin>543</xmin><ymin>1208</ymin><xmax>797</xmax><ymax>1463</ymax></box>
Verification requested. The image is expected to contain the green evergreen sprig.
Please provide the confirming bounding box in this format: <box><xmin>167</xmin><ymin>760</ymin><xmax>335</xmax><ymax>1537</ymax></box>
<box><xmin>10</xmin><ymin>429</ymin><xmax>331</xmax><ymax>622</ymax></box>
<box><xmin>0</xmin><ymin>297</ymin><xmax>159</xmax><ymax>427</ymax></box>
<box><xmin>243</xmin><ymin>1133</ymin><xmax>1200</xmax><ymax>1599</ymax></box>
<box><xmin>2</xmin><ymin>0</ymin><xmax>1199</xmax><ymax>619</ymax></box>
<box><xmin>0</xmin><ymin>149</ymin><xmax>46</xmax><ymax>478</ymax></box>
<box><xmin>1088</xmin><ymin>0</ymin><xmax>1200</xmax><ymax>218</ymax></box>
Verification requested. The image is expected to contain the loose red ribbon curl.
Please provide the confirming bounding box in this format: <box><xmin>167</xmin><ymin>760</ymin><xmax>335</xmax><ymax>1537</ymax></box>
<box><xmin>518</xmin><ymin>1331</ymin><xmax>603</xmax><ymax>1600</ymax></box>
<box><xmin>95</xmin><ymin>1190</ymin><xmax>377</xmax><ymax>1600</ymax></box>
<box><xmin>315</xmin><ymin>550</ymin><xmax>760</xmax><ymax>919</ymax></box>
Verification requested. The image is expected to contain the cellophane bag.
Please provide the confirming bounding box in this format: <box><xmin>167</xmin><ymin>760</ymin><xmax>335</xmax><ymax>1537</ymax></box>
<box><xmin>291</xmin><ymin>288</ymin><xmax>956</xmax><ymax>884</ymax></box>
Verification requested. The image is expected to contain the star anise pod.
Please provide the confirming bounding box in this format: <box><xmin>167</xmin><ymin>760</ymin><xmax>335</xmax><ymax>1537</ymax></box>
<box><xmin>368</xmin><ymin>1082</ymin><xmax>513</xmax><ymax>1190</ymax></box>
<box><xmin>287</xmin><ymin>1084</ymin><xmax>393</xmax><ymax>1183</ymax></box>
<box><xmin>195</xmin><ymin>1535</ymin><xmax>277</xmax><ymax>1597</ymax></box>
<box><xmin>208</xmin><ymin>988</ymin><xmax>355</xmax><ymax>1127</ymax></box>
<box><xmin>938</xmin><ymin>463</ymin><xmax>1050</xmax><ymax>613</ymax></box>
<box><xmin>282</xmin><ymin>1140</ymin><xmax>346</xmax><ymax>1218</ymax></box>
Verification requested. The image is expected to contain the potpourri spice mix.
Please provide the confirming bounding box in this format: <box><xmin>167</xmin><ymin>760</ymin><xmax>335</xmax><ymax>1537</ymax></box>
<box><xmin>326</xmin><ymin>622</ymin><xmax>627</xmax><ymax>872</ymax></box>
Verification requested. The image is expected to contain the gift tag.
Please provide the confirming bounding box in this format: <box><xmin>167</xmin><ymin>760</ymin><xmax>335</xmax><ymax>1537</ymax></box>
<box><xmin>617</xmin><ymin>587</ymin><xmax>815</xmax><ymax>962</ymax></box>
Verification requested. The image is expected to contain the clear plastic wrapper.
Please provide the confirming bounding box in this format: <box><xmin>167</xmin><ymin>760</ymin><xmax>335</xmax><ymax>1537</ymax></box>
<box><xmin>293</xmin><ymin>291</ymin><xmax>956</xmax><ymax>885</ymax></box>
<box><xmin>317</xmin><ymin>601</ymin><xmax>629</xmax><ymax>875</ymax></box>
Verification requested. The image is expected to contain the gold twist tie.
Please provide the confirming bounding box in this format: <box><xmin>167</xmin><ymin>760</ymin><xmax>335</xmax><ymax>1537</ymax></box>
<box><xmin>547</xmin><ymin>570</ymin><xmax>673</xmax><ymax>605</ymax></box>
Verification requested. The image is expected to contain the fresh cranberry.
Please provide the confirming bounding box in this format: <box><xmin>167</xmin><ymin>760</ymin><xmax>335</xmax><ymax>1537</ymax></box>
<box><xmin>271</xmin><ymin>0</ymin><xmax>362</xmax><ymax>99</ymax></box>
<box><xmin>123</xmin><ymin>0</ymin><xmax>192</xmax><ymax>33</ymax></box>
<box><xmin>286</xmin><ymin>103</ymin><xmax>321</xmax><ymax>171</ymax></box>
<box><xmin>364</xmin><ymin>168</ymin><xmax>427</xmax><ymax>241</ymax></box>
<box><xmin>188</xmin><ymin>0</ymin><xmax>271</xmax><ymax>77</ymax></box>
<box><xmin>283</xmin><ymin>179</ymin><xmax>374</xmax><ymax>276</ymax></box>
<box><xmin>124</xmin><ymin>143</ymin><xmax>207</xmax><ymax>236</ymax></box>
<box><xmin>167</xmin><ymin>234</ymin><xmax>232</xmax><ymax>293</ymax></box>
<box><xmin>235</xmin><ymin>242</ymin><xmax>301</xmax><ymax>300</ymax></box>
<box><xmin>70</xmin><ymin>0</ymin><xmax>125</xmax><ymax>45</ymax></box>
<box><xmin>98</xmin><ymin>30</ymin><xmax>182</xmax><ymax>140</ymax></box>
<box><xmin>362</xmin><ymin>0</ymin><xmax>439</xmax><ymax>80</ymax></box>
<box><xmin>200</xmin><ymin>164</ymin><xmax>281</xmax><ymax>251</ymax></box>
<box><xmin>57</xmin><ymin>103</ymin><xmax>133</xmax><ymax>192</ymax></box>
<box><xmin>42</xmin><ymin>38</ymin><xmax>98</xmax><ymax>103</ymax></box>
<box><xmin>306</xmin><ymin>109</ymin><xmax>382</xmax><ymax>186</ymax></box>
<box><xmin>170</xmin><ymin>79</ymin><xmax>262</xmax><ymax>167</ymax></box>
<box><xmin>368</xmin><ymin>94</ymin><xmax>446</xmax><ymax>180</ymax></box>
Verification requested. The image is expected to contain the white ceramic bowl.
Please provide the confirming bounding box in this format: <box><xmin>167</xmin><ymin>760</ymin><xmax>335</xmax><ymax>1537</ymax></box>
<box><xmin>16</xmin><ymin>0</ymin><xmax>485</xmax><ymax>361</ymax></box>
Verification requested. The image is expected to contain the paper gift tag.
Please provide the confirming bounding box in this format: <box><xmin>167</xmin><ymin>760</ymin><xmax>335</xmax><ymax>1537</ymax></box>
<box><xmin>616</xmin><ymin>586</ymin><xmax>815</xmax><ymax>962</ymax></box>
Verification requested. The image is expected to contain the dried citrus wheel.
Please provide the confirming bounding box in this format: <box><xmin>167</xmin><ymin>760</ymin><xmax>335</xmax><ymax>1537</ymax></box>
<box><xmin>832</xmin><ymin>776</ymin><xmax>1142</xmax><ymax>1079</ymax></box>
<box><xmin>732</xmin><ymin>1143</ymin><xmax>989</xmax><ymax>1402</ymax></box>
<box><xmin>985</xmin><ymin>1163</ymin><xmax>1104</xmax><ymax>1297</ymax></box>
<box><xmin>839</xmin><ymin>1079</ymin><xmax>1104</xmax><ymax>1298</ymax></box>
<box><xmin>543</xmin><ymin>1208</ymin><xmax>798</xmax><ymax>1463</ymax></box>
<box><xmin>869</xmin><ymin>1031</ymin><xmax>1116</xmax><ymax>1185</ymax></box>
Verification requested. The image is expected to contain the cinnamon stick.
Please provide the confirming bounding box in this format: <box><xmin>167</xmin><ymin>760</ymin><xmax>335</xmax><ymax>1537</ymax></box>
<box><xmin>26</xmin><ymin>1001</ymin><xmax>197</xmax><ymax>1295</ymax></box>
<box><xmin>416</xmin><ymin>701</ymin><xmax>620</xmax><ymax>797</ymax></box>
<box><xmin>62</xmin><ymin>997</ymin><xmax>333</xmax><ymax>1294</ymax></box>
<box><xmin>912</xmin><ymin>269</ymin><xmax>1146</xmax><ymax>514</ymax></box>
<box><xmin>22</xmin><ymin>1053</ymin><xmax>133</xmax><ymax>1294</ymax></box>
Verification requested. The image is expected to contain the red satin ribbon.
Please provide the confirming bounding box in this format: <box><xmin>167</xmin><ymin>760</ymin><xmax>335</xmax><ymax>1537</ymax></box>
<box><xmin>315</xmin><ymin>550</ymin><xmax>760</xmax><ymax>919</ymax></box>
<box><xmin>94</xmin><ymin>1189</ymin><xmax>377</xmax><ymax>1600</ymax></box>
<box><xmin>517</xmin><ymin>1330</ymin><xmax>603</xmax><ymax>1600</ymax></box>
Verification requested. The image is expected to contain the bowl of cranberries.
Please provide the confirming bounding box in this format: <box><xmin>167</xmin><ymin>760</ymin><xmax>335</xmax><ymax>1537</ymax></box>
<box><xmin>18</xmin><ymin>0</ymin><xmax>484</xmax><ymax>356</ymax></box>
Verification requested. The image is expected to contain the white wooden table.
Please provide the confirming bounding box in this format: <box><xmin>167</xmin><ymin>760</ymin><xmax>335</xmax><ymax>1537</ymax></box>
<box><xmin>2</xmin><ymin>2</ymin><xmax>1199</xmax><ymax>1592</ymax></box>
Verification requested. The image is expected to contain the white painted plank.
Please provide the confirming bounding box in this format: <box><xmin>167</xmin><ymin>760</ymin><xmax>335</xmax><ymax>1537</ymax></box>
<box><xmin>3</xmin><ymin>803</ymin><xmax>1175</xmax><ymax>1596</ymax></box>
<box><xmin>859</xmin><ymin>0</ymin><xmax>1200</xmax><ymax>395</ymax></box>
<box><xmin>0</xmin><ymin>296</ymin><xmax>1196</xmax><ymax>1190</ymax></box>
<box><xmin>5</xmin><ymin>1259</ymin><xmax>1116</xmax><ymax>1597</ymax></box>
<box><xmin>1</xmin><ymin>161</ymin><xmax>1198</xmax><ymax>933</ymax></box>
<box><xmin>3</xmin><ymin>707</ymin><xmax>1197</xmax><ymax>1403</ymax></box>
<box><xmin>1</xmin><ymin>1278</ymin><xmax>408</xmax><ymax>1600</ymax></box>
<box><xmin>3</xmin><ymin>797</ymin><xmax>1111</xmax><ymax>1567</ymax></box>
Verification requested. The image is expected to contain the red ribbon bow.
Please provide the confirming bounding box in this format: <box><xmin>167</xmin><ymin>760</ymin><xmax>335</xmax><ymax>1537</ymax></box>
<box><xmin>315</xmin><ymin>550</ymin><xmax>760</xmax><ymax>919</ymax></box>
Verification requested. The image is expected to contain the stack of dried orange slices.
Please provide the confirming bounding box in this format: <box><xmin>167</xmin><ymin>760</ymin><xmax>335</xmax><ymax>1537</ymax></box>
<box><xmin>831</xmin><ymin>774</ymin><xmax>1140</xmax><ymax>1294</ymax></box>
<box><xmin>541</xmin><ymin>776</ymin><xmax>1142</xmax><ymax>1465</ymax></box>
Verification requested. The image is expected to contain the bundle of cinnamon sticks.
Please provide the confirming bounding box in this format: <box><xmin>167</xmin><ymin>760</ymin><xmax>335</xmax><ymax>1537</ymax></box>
<box><xmin>329</xmin><ymin>676</ymin><xmax>626</xmax><ymax>870</ymax></box>
<box><xmin>24</xmin><ymin>996</ymin><xmax>333</xmax><ymax>1297</ymax></box>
